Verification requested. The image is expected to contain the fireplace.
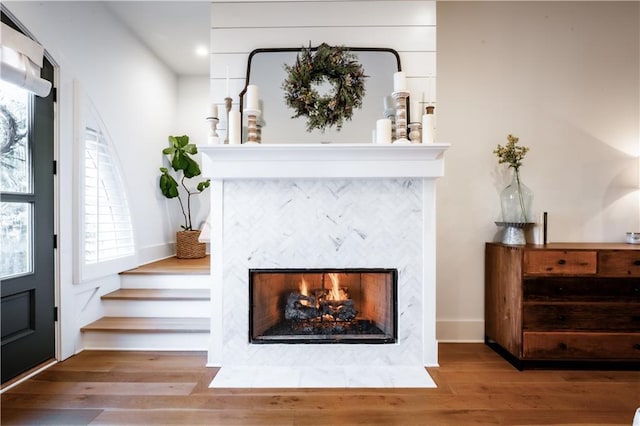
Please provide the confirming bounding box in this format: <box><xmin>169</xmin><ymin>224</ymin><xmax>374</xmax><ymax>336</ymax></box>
<box><xmin>200</xmin><ymin>144</ymin><xmax>448</xmax><ymax>387</ymax></box>
<box><xmin>249</xmin><ymin>268</ymin><xmax>397</xmax><ymax>344</ymax></box>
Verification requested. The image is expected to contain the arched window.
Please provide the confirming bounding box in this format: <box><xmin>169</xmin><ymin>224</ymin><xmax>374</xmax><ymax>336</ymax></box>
<box><xmin>74</xmin><ymin>82</ymin><xmax>136</xmax><ymax>282</ymax></box>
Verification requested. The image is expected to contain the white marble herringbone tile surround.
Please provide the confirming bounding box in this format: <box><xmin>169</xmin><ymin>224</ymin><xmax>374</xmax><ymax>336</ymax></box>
<box><xmin>216</xmin><ymin>179</ymin><xmax>429</xmax><ymax>369</ymax></box>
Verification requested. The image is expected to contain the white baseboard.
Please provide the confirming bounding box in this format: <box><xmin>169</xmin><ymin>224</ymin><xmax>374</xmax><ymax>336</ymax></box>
<box><xmin>436</xmin><ymin>319</ymin><xmax>484</xmax><ymax>342</ymax></box>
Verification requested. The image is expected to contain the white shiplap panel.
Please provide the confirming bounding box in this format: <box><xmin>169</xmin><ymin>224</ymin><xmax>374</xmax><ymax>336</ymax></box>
<box><xmin>407</xmin><ymin>76</ymin><xmax>435</xmax><ymax>104</ymax></box>
<box><xmin>211</xmin><ymin>26</ymin><xmax>435</xmax><ymax>53</ymax></box>
<box><xmin>212</xmin><ymin>1</ymin><xmax>436</xmax><ymax>28</ymax></box>
<box><xmin>400</xmin><ymin>52</ymin><xmax>436</xmax><ymax>77</ymax></box>
<box><xmin>210</xmin><ymin>0</ymin><xmax>437</xmax><ymax>114</ymax></box>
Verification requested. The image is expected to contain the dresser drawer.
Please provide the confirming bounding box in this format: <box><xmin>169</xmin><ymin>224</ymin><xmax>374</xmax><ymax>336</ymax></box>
<box><xmin>523</xmin><ymin>303</ymin><xmax>640</xmax><ymax>331</ymax></box>
<box><xmin>524</xmin><ymin>251</ymin><xmax>597</xmax><ymax>275</ymax></box>
<box><xmin>523</xmin><ymin>277</ymin><xmax>640</xmax><ymax>301</ymax></box>
<box><xmin>599</xmin><ymin>251</ymin><xmax>640</xmax><ymax>276</ymax></box>
<box><xmin>523</xmin><ymin>332</ymin><xmax>640</xmax><ymax>360</ymax></box>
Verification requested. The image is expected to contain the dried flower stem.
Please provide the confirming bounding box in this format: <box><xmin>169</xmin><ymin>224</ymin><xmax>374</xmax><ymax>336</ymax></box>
<box><xmin>495</xmin><ymin>134</ymin><xmax>531</xmax><ymax>221</ymax></box>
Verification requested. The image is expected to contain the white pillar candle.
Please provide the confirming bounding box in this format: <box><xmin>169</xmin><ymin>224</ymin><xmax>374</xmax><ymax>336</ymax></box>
<box><xmin>246</xmin><ymin>84</ymin><xmax>260</xmax><ymax>110</ymax></box>
<box><xmin>228</xmin><ymin>110</ymin><xmax>241</xmax><ymax>144</ymax></box>
<box><xmin>393</xmin><ymin>71</ymin><xmax>407</xmax><ymax>92</ymax></box>
<box><xmin>422</xmin><ymin>114</ymin><xmax>435</xmax><ymax>144</ymax></box>
<box><xmin>208</xmin><ymin>103</ymin><xmax>218</xmax><ymax>119</ymax></box>
<box><xmin>376</xmin><ymin>118</ymin><xmax>392</xmax><ymax>144</ymax></box>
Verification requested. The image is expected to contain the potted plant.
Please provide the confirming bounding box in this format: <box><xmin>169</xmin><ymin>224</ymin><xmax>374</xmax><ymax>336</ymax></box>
<box><xmin>159</xmin><ymin>135</ymin><xmax>210</xmax><ymax>258</ymax></box>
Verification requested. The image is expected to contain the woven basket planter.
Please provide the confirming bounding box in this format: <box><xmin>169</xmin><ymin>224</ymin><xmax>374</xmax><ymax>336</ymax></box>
<box><xmin>176</xmin><ymin>230</ymin><xmax>206</xmax><ymax>259</ymax></box>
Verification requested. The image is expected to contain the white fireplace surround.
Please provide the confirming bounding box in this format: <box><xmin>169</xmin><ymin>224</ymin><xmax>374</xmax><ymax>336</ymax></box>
<box><xmin>200</xmin><ymin>143</ymin><xmax>449</xmax><ymax>386</ymax></box>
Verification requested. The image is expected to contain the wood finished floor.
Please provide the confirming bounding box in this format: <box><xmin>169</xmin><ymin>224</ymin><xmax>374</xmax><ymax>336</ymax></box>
<box><xmin>2</xmin><ymin>343</ymin><xmax>639</xmax><ymax>425</ymax></box>
<box><xmin>120</xmin><ymin>255</ymin><xmax>210</xmax><ymax>275</ymax></box>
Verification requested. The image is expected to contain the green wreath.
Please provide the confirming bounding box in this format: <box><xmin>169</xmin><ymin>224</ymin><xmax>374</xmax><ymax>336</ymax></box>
<box><xmin>282</xmin><ymin>43</ymin><xmax>367</xmax><ymax>133</ymax></box>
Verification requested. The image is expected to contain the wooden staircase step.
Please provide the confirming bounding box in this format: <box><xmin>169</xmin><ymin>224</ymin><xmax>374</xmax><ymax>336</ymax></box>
<box><xmin>120</xmin><ymin>256</ymin><xmax>210</xmax><ymax>275</ymax></box>
<box><xmin>102</xmin><ymin>289</ymin><xmax>209</xmax><ymax>301</ymax></box>
<box><xmin>81</xmin><ymin>317</ymin><xmax>210</xmax><ymax>333</ymax></box>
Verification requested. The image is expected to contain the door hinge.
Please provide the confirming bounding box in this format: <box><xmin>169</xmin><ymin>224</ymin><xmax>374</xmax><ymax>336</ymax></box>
<box><xmin>52</xmin><ymin>160</ymin><xmax>57</xmax><ymax>175</ymax></box>
<box><xmin>54</xmin><ymin>306</ymin><xmax>59</xmax><ymax>322</ymax></box>
<box><xmin>51</xmin><ymin>87</ymin><xmax>57</xmax><ymax>103</ymax></box>
<box><xmin>53</xmin><ymin>234</ymin><xmax>57</xmax><ymax>249</ymax></box>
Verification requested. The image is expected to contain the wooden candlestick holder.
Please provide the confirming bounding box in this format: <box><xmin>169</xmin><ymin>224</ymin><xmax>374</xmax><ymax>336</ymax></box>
<box><xmin>392</xmin><ymin>91</ymin><xmax>410</xmax><ymax>144</ymax></box>
<box><xmin>206</xmin><ymin>117</ymin><xmax>220</xmax><ymax>144</ymax></box>
<box><xmin>224</xmin><ymin>97</ymin><xmax>232</xmax><ymax>144</ymax></box>
<box><xmin>245</xmin><ymin>108</ymin><xmax>261</xmax><ymax>144</ymax></box>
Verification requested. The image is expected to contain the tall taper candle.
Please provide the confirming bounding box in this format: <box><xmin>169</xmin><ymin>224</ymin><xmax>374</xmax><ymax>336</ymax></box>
<box><xmin>208</xmin><ymin>103</ymin><xmax>218</xmax><ymax>119</ymax></box>
<box><xmin>228</xmin><ymin>110</ymin><xmax>241</xmax><ymax>144</ymax></box>
<box><xmin>410</xmin><ymin>99</ymin><xmax>422</xmax><ymax>123</ymax></box>
<box><xmin>225</xmin><ymin>66</ymin><xmax>230</xmax><ymax>98</ymax></box>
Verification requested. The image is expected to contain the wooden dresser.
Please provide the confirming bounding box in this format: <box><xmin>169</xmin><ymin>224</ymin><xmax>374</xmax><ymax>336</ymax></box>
<box><xmin>485</xmin><ymin>242</ymin><xmax>640</xmax><ymax>369</ymax></box>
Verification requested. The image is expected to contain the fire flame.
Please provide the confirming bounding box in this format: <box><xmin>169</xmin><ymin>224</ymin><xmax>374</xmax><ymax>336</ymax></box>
<box><xmin>326</xmin><ymin>273</ymin><xmax>348</xmax><ymax>301</ymax></box>
<box><xmin>299</xmin><ymin>277</ymin><xmax>311</xmax><ymax>307</ymax></box>
<box><xmin>300</xmin><ymin>277</ymin><xmax>309</xmax><ymax>297</ymax></box>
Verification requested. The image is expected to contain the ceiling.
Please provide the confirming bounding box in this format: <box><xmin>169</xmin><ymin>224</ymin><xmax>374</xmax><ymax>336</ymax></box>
<box><xmin>104</xmin><ymin>1</ymin><xmax>211</xmax><ymax>76</ymax></box>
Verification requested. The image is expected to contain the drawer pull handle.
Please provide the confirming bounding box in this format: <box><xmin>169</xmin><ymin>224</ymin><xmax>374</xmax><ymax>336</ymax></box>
<box><xmin>557</xmin><ymin>259</ymin><xmax>566</xmax><ymax>265</ymax></box>
<box><xmin>556</xmin><ymin>287</ymin><xmax>564</xmax><ymax>293</ymax></box>
<box><xmin>634</xmin><ymin>260</ymin><xmax>640</xmax><ymax>266</ymax></box>
<box><xmin>558</xmin><ymin>343</ymin><xmax>567</xmax><ymax>350</ymax></box>
<box><xmin>634</xmin><ymin>344</ymin><xmax>640</xmax><ymax>351</ymax></box>
<box><xmin>557</xmin><ymin>315</ymin><xmax>566</xmax><ymax>321</ymax></box>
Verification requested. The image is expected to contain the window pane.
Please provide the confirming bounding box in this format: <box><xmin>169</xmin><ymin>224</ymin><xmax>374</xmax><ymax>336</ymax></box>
<box><xmin>0</xmin><ymin>202</ymin><xmax>33</xmax><ymax>278</ymax></box>
<box><xmin>83</xmin><ymin>126</ymin><xmax>135</xmax><ymax>265</ymax></box>
<box><xmin>0</xmin><ymin>80</ymin><xmax>31</xmax><ymax>194</ymax></box>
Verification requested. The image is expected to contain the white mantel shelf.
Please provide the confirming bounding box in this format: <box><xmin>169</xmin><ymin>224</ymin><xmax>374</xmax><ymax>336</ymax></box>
<box><xmin>199</xmin><ymin>143</ymin><xmax>450</xmax><ymax>179</ymax></box>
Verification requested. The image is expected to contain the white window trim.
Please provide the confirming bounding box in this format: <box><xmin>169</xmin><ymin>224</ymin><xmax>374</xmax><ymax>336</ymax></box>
<box><xmin>72</xmin><ymin>80</ymin><xmax>137</xmax><ymax>283</ymax></box>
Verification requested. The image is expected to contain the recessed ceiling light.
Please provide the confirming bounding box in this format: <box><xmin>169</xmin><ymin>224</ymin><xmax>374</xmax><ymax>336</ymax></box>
<box><xmin>195</xmin><ymin>45</ymin><xmax>208</xmax><ymax>57</ymax></box>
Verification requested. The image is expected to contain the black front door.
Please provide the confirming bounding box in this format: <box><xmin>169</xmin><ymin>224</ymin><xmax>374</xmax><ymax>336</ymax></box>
<box><xmin>1</xmin><ymin>12</ymin><xmax>56</xmax><ymax>383</ymax></box>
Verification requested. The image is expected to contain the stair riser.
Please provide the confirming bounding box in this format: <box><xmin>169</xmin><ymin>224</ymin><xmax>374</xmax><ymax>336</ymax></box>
<box><xmin>102</xmin><ymin>300</ymin><xmax>210</xmax><ymax>318</ymax></box>
<box><xmin>82</xmin><ymin>331</ymin><xmax>209</xmax><ymax>351</ymax></box>
<box><xmin>120</xmin><ymin>274</ymin><xmax>211</xmax><ymax>289</ymax></box>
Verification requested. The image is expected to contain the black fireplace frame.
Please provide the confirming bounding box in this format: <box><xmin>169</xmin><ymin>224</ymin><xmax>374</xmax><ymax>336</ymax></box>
<box><xmin>248</xmin><ymin>268</ymin><xmax>398</xmax><ymax>344</ymax></box>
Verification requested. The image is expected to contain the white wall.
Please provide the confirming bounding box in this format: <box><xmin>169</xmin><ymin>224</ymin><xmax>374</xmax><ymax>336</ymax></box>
<box><xmin>436</xmin><ymin>1</ymin><xmax>639</xmax><ymax>341</ymax></box>
<box><xmin>177</xmin><ymin>76</ymin><xmax>210</xmax><ymax>145</ymax></box>
<box><xmin>176</xmin><ymin>75</ymin><xmax>211</xmax><ymax>232</ymax></box>
<box><xmin>4</xmin><ymin>1</ymin><xmax>179</xmax><ymax>357</ymax></box>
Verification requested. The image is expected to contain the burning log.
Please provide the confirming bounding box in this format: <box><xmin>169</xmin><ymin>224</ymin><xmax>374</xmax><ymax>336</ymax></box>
<box><xmin>285</xmin><ymin>291</ymin><xmax>357</xmax><ymax>322</ymax></box>
<box><xmin>285</xmin><ymin>292</ymin><xmax>320</xmax><ymax>320</ymax></box>
<box><xmin>324</xmin><ymin>299</ymin><xmax>357</xmax><ymax>321</ymax></box>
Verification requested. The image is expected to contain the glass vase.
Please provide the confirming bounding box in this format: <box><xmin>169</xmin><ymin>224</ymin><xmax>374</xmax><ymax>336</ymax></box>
<box><xmin>500</xmin><ymin>170</ymin><xmax>533</xmax><ymax>223</ymax></box>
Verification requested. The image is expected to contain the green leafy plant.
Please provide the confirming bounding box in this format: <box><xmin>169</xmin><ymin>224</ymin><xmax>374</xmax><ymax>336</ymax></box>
<box><xmin>159</xmin><ymin>135</ymin><xmax>210</xmax><ymax>231</ymax></box>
